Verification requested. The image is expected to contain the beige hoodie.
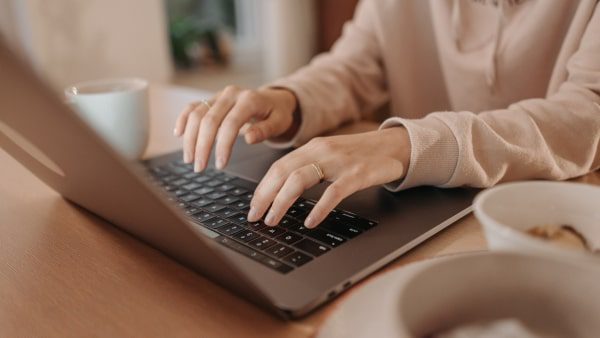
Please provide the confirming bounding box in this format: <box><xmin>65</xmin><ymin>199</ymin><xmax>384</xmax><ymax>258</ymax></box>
<box><xmin>269</xmin><ymin>0</ymin><xmax>600</xmax><ymax>191</ymax></box>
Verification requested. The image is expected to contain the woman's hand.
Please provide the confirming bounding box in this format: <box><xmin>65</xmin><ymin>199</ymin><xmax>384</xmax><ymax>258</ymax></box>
<box><xmin>174</xmin><ymin>86</ymin><xmax>298</xmax><ymax>171</ymax></box>
<box><xmin>248</xmin><ymin>127</ymin><xmax>411</xmax><ymax>228</ymax></box>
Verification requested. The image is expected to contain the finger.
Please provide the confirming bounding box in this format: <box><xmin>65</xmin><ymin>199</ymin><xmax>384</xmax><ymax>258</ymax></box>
<box><xmin>304</xmin><ymin>176</ymin><xmax>358</xmax><ymax>228</ymax></box>
<box><xmin>194</xmin><ymin>89</ymin><xmax>237</xmax><ymax>171</ymax></box>
<box><xmin>174</xmin><ymin>102</ymin><xmax>199</xmax><ymax>136</ymax></box>
<box><xmin>215</xmin><ymin>94</ymin><xmax>260</xmax><ymax>169</ymax></box>
<box><xmin>244</xmin><ymin>111</ymin><xmax>284</xmax><ymax>144</ymax></box>
<box><xmin>263</xmin><ymin>165</ymin><xmax>321</xmax><ymax>226</ymax></box>
<box><xmin>182</xmin><ymin>110</ymin><xmax>203</xmax><ymax>163</ymax></box>
<box><xmin>247</xmin><ymin>151</ymin><xmax>312</xmax><ymax>222</ymax></box>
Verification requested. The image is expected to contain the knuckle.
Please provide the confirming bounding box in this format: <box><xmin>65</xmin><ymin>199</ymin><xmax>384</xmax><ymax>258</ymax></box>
<box><xmin>202</xmin><ymin>113</ymin><xmax>219</xmax><ymax>127</ymax></box>
<box><xmin>270</xmin><ymin>160</ymin><xmax>287</xmax><ymax>177</ymax></box>
<box><xmin>222</xmin><ymin>116</ymin><xmax>243</xmax><ymax>129</ymax></box>
<box><xmin>223</xmin><ymin>85</ymin><xmax>240</xmax><ymax>95</ymax></box>
<box><xmin>288</xmin><ymin>170</ymin><xmax>305</xmax><ymax>184</ymax></box>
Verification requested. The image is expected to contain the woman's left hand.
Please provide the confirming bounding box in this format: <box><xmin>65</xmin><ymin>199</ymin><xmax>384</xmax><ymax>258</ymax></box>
<box><xmin>247</xmin><ymin>127</ymin><xmax>411</xmax><ymax>228</ymax></box>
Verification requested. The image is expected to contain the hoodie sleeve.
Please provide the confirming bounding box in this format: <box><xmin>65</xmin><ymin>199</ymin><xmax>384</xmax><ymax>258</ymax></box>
<box><xmin>382</xmin><ymin>5</ymin><xmax>600</xmax><ymax>191</ymax></box>
<box><xmin>264</xmin><ymin>0</ymin><xmax>388</xmax><ymax>148</ymax></box>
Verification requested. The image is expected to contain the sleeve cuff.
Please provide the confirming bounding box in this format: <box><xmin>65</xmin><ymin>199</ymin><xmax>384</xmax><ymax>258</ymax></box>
<box><xmin>379</xmin><ymin>115</ymin><xmax>460</xmax><ymax>191</ymax></box>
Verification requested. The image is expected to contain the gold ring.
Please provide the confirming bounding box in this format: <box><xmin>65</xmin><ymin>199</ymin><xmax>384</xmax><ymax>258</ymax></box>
<box><xmin>200</xmin><ymin>99</ymin><xmax>211</xmax><ymax>110</ymax></box>
<box><xmin>311</xmin><ymin>162</ymin><xmax>325</xmax><ymax>183</ymax></box>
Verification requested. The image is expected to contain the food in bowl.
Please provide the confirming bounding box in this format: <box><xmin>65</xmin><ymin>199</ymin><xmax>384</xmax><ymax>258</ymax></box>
<box><xmin>473</xmin><ymin>181</ymin><xmax>600</xmax><ymax>263</ymax></box>
<box><xmin>526</xmin><ymin>224</ymin><xmax>590</xmax><ymax>253</ymax></box>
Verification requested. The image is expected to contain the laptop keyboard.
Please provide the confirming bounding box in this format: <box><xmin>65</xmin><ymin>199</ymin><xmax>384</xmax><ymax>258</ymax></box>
<box><xmin>147</xmin><ymin>159</ymin><xmax>378</xmax><ymax>274</ymax></box>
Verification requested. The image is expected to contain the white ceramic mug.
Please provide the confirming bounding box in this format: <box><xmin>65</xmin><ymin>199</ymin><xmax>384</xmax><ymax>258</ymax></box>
<box><xmin>65</xmin><ymin>78</ymin><xmax>149</xmax><ymax>160</ymax></box>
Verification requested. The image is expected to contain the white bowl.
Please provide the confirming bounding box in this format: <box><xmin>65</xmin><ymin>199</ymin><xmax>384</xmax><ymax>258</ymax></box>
<box><xmin>473</xmin><ymin>181</ymin><xmax>600</xmax><ymax>263</ymax></box>
<box><xmin>398</xmin><ymin>252</ymin><xmax>600</xmax><ymax>337</ymax></box>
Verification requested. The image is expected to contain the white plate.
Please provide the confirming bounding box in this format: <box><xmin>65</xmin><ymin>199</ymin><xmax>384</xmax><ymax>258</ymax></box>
<box><xmin>317</xmin><ymin>252</ymin><xmax>473</xmax><ymax>338</ymax></box>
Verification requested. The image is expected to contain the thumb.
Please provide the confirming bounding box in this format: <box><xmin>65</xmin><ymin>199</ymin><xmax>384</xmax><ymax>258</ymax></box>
<box><xmin>244</xmin><ymin>112</ymin><xmax>287</xmax><ymax>144</ymax></box>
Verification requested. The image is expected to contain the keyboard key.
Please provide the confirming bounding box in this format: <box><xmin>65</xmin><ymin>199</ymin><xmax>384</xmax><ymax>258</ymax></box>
<box><xmin>277</xmin><ymin>232</ymin><xmax>303</xmax><ymax>245</ymax></box>
<box><xmin>182</xmin><ymin>182</ymin><xmax>203</xmax><ymax>191</ymax></box>
<box><xmin>294</xmin><ymin>199</ymin><xmax>315</xmax><ymax>212</ymax></box>
<box><xmin>258</xmin><ymin>227</ymin><xmax>286</xmax><ymax>238</ymax></box>
<box><xmin>215</xmin><ymin>208</ymin><xmax>239</xmax><ymax>218</ymax></box>
<box><xmin>185</xmin><ymin>206</ymin><xmax>201</xmax><ymax>215</ymax></box>
<box><xmin>215</xmin><ymin>172</ymin><xmax>236</xmax><ymax>181</ymax></box>
<box><xmin>232</xmin><ymin>230</ymin><xmax>259</xmax><ymax>243</ymax></box>
<box><xmin>215</xmin><ymin>236</ymin><xmax>293</xmax><ymax>274</ymax></box>
<box><xmin>183</xmin><ymin>172</ymin><xmax>197</xmax><ymax>179</ymax></box>
<box><xmin>192</xmin><ymin>198</ymin><xmax>213</xmax><ymax>208</ymax></box>
<box><xmin>321</xmin><ymin>219</ymin><xmax>362</xmax><ymax>239</ymax></box>
<box><xmin>328</xmin><ymin>213</ymin><xmax>377</xmax><ymax>231</ymax></box>
<box><xmin>173</xmin><ymin>189</ymin><xmax>188</xmax><ymax>197</ymax></box>
<box><xmin>293</xmin><ymin>238</ymin><xmax>330</xmax><ymax>257</ymax></box>
<box><xmin>206</xmin><ymin>179</ymin><xmax>223</xmax><ymax>187</ymax></box>
<box><xmin>248</xmin><ymin>237</ymin><xmax>276</xmax><ymax>250</ymax></box>
<box><xmin>202</xmin><ymin>217</ymin><xmax>227</xmax><ymax>230</ymax></box>
<box><xmin>231</xmin><ymin>201</ymin><xmax>250</xmax><ymax>210</ymax></box>
<box><xmin>171</xmin><ymin>178</ymin><xmax>189</xmax><ymax>186</ymax></box>
<box><xmin>164</xmin><ymin>184</ymin><xmax>177</xmax><ymax>191</ymax></box>
<box><xmin>227</xmin><ymin>214</ymin><xmax>248</xmax><ymax>224</ymax></box>
<box><xmin>265</xmin><ymin>243</ymin><xmax>294</xmax><ymax>258</ymax></box>
<box><xmin>191</xmin><ymin>212</ymin><xmax>215</xmax><ymax>223</ymax></box>
<box><xmin>217</xmin><ymin>183</ymin><xmax>236</xmax><ymax>192</ymax></box>
<box><xmin>176</xmin><ymin>201</ymin><xmax>188</xmax><ymax>209</ymax></box>
<box><xmin>282</xmin><ymin>251</ymin><xmax>313</xmax><ymax>267</ymax></box>
<box><xmin>194</xmin><ymin>176</ymin><xmax>211</xmax><ymax>184</ymax></box>
<box><xmin>179</xmin><ymin>193</ymin><xmax>202</xmax><ymax>203</ymax></box>
<box><xmin>207</xmin><ymin>192</ymin><xmax>227</xmax><ymax>200</ymax></box>
<box><xmin>287</xmin><ymin>207</ymin><xmax>306</xmax><ymax>219</ymax></box>
<box><xmin>205</xmin><ymin>204</ymin><xmax>226</xmax><ymax>213</ymax></box>
<box><xmin>166</xmin><ymin>166</ymin><xmax>189</xmax><ymax>175</ymax></box>
<box><xmin>217</xmin><ymin>196</ymin><xmax>240</xmax><ymax>205</ymax></box>
<box><xmin>279</xmin><ymin>216</ymin><xmax>299</xmax><ymax>229</ymax></box>
<box><xmin>215</xmin><ymin>222</ymin><xmax>242</xmax><ymax>234</ymax></box>
<box><xmin>286</xmin><ymin>223</ymin><xmax>313</xmax><ymax>235</ymax></box>
<box><xmin>246</xmin><ymin>221</ymin><xmax>266</xmax><ymax>231</ymax></box>
<box><xmin>161</xmin><ymin>175</ymin><xmax>177</xmax><ymax>183</ymax></box>
<box><xmin>150</xmin><ymin>167</ymin><xmax>169</xmax><ymax>177</ymax></box>
<box><xmin>241</xmin><ymin>193</ymin><xmax>253</xmax><ymax>201</ymax></box>
<box><xmin>307</xmin><ymin>229</ymin><xmax>346</xmax><ymax>247</ymax></box>
<box><xmin>259</xmin><ymin>256</ymin><xmax>292</xmax><ymax>272</ymax></box>
<box><xmin>193</xmin><ymin>187</ymin><xmax>214</xmax><ymax>195</ymax></box>
<box><xmin>230</xmin><ymin>188</ymin><xmax>248</xmax><ymax>196</ymax></box>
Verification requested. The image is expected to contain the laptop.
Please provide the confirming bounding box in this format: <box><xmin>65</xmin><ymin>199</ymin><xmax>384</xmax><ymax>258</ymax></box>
<box><xmin>0</xmin><ymin>39</ymin><xmax>477</xmax><ymax>318</ymax></box>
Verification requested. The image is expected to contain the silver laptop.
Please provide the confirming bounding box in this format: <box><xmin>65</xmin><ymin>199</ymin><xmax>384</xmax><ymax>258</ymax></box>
<box><xmin>0</xmin><ymin>39</ymin><xmax>476</xmax><ymax>318</ymax></box>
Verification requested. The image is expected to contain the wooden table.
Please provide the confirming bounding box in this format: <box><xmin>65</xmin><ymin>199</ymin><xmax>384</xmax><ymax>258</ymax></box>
<box><xmin>1</xmin><ymin>85</ymin><xmax>597</xmax><ymax>337</ymax></box>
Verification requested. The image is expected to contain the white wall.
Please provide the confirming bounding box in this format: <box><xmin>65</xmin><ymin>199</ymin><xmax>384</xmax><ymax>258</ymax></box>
<box><xmin>3</xmin><ymin>0</ymin><xmax>173</xmax><ymax>91</ymax></box>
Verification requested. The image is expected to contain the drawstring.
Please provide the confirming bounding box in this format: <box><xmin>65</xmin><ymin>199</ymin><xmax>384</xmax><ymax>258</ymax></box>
<box><xmin>487</xmin><ymin>0</ymin><xmax>506</xmax><ymax>91</ymax></box>
<box><xmin>451</xmin><ymin>0</ymin><xmax>507</xmax><ymax>91</ymax></box>
<box><xmin>451</xmin><ymin>0</ymin><xmax>463</xmax><ymax>48</ymax></box>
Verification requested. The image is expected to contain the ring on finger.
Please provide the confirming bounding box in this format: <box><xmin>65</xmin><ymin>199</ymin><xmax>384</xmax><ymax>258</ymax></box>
<box><xmin>200</xmin><ymin>99</ymin><xmax>212</xmax><ymax>110</ymax></box>
<box><xmin>311</xmin><ymin>162</ymin><xmax>325</xmax><ymax>183</ymax></box>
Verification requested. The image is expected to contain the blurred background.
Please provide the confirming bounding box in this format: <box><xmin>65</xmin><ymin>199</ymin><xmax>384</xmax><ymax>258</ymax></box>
<box><xmin>0</xmin><ymin>0</ymin><xmax>358</xmax><ymax>92</ymax></box>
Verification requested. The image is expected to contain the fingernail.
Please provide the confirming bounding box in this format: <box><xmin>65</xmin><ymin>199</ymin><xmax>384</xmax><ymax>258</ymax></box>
<box><xmin>265</xmin><ymin>209</ymin><xmax>276</xmax><ymax>226</ymax></box>
<box><xmin>194</xmin><ymin>160</ymin><xmax>202</xmax><ymax>172</ymax></box>
<box><xmin>184</xmin><ymin>153</ymin><xmax>190</xmax><ymax>163</ymax></box>
<box><xmin>247</xmin><ymin>207</ymin><xmax>258</xmax><ymax>221</ymax></box>
<box><xmin>216</xmin><ymin>157</ymin><xmax>224</xmax><ymax>170</ymax></box>
<box><xmin>173</xmin><ymin>128</ymin><xmax>179</xmax><ymax>136</ymax></box>
<box><xmin>304</xmin><ymin>216</ymin><xmax>314</xmax><ymax>228</ymax></box>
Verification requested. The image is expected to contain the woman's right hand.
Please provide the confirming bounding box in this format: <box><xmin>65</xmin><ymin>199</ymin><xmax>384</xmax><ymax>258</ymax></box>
<box><xmin>173</xmin><ymin>86</ymin><xmax>298</xmax><ymax>172</ymax></box>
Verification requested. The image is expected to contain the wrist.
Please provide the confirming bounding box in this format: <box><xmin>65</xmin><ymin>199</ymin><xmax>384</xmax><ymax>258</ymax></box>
<box><xmin>265</xmin><ymin>87</ymin><xmax>301</xmax><ymax>142</ymax></box>
<box><xmin>379</xmin><ymin>127</ymin><xmax>411</xmax><ymax>178</ymax></box>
